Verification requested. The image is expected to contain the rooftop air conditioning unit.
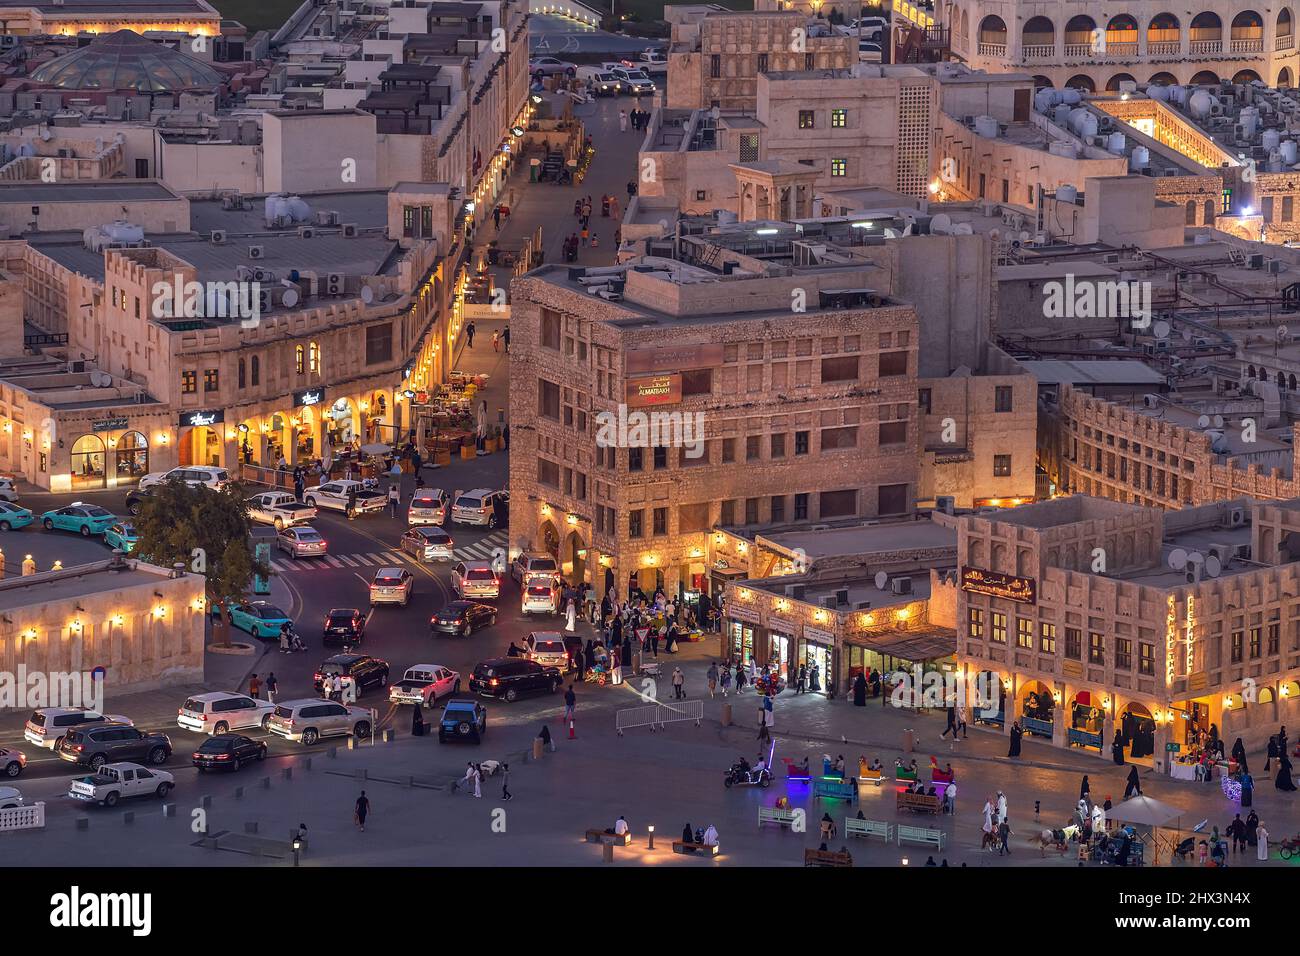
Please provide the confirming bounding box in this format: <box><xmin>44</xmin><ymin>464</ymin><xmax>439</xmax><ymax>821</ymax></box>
<box><xmin>297</xmin><ymin>226</ymin><xmax>315</xmax><ymax>239</ymax></box>
<box><xmin>316</xmin><ymin>209</ymin><xmax>340</xmax><ymax>226</ymax></box>
<box><xmin>819</xmin><ymin>595</ymin><xmax>837</xmax><ymax>609</ymax></box>
<box><xmin>1229</xmin><ymin>506</ymin><xmax>1246</xmax><ymax>526</ymax></box>
<box><xmin>855</xmin><ymin>601</ymin><xmax>873</xmax><ymax>610</ymax></box>
<box><xmin>235</xmin><ymin>265</ymin><xmax>255</xmax><ymax>281</ymax></box>
<box><xmin>891</xmin><ymin>576</ymin><xmax>913</xmax><ymax>595</ymax></box>
<box><xmin>248</xmin><ymin>245</ymin><xmax>264</xmax><ymax>259</ymax></box>
<box><xmin>252</xmin><ymin>267</ymin><xmax>276</xmax><ymax>283</ymax></box>
<box><xmin>935</xmin><ymin>495</ymin><xmax>955</xmax><ymax>515</ymax></box>
<box><xmin>341</xmin><ymin>223</ymin><xmax>358</xmax><ymax>238</ymax></box>
<box><xmin>210</xmin><ymin>229</ymin><xmax>226</xmax><ymax>245</ymax></box>
<box><xmin>325</xmin><ymin>272</ymin><xmax>345</xmax><ymax>295</ymax></box>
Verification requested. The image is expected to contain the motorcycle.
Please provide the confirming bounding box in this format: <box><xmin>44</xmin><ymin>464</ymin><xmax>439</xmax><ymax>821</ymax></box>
<box><xmin>723</xmin><ymin>761</ymin><xmax>771</xmax><ymax>789</ymax></box>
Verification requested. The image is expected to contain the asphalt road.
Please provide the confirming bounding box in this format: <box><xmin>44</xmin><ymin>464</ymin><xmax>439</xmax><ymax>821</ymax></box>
<box><xmin>529</xmin><ymin>12</ymin><xmax>659</xmax><ymax>55</ymax></box>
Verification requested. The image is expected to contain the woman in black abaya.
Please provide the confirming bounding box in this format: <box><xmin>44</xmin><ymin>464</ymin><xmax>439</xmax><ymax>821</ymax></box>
<box><xmin>1275</xmin><ymin>753</ymin><xmax>1297</xmax><ymax>791</ymax></box>
<box><xmin>1123</xmin><ymin>765</ymin><xmax>1142</xmax><ymax>798</ymax></box>
<box><xmin>1008</xmin><ymin>721</ymin><xmax>1022</xmax><ymax>758</ymax></box>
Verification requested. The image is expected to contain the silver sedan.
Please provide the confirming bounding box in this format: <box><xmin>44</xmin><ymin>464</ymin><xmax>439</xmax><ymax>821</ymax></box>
<box><xmin>276</xmin><ymin>525</ymin><xmax>328</xmax><ymax>558</ymax></box>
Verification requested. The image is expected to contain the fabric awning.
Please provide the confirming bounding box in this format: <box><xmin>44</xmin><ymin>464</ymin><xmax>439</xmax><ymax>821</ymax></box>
<box><xmin>1109</xmin><ymin>795</ymin><xmax>1183</xmax><ymax>828</ymax></box>
<box><xmin>852</xmin><ymin>629</ymin><xmax>955</xmax><ymax>664</ymax></box>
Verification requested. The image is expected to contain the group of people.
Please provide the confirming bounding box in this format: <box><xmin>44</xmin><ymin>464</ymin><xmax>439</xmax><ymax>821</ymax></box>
<box><xmin>981</xmin><ymin>790</ymin><xmax>1014</xmax><ymax>854</ymax></box>
<box><xmin>318</xmin><ymin>671</ymin><xmax>357</xmax><ymax>704</ymax></box>
<box><xmin>616</xmin><ymin>107</ymin><xmax>651</xmax><ymax>133</ymax></box>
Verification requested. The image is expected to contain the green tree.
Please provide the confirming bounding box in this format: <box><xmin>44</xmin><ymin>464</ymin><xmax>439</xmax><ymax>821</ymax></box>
<box><xmin>132</xmin><ymin>481</ymin><xmax>270</xmax><ymax>647</ymax></box>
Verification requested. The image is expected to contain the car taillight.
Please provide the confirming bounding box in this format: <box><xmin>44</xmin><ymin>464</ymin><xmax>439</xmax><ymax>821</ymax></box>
<box><xmin>490</xmin><ymin>678</ymin><xmax>499</xmax><ymax>686</ymax></box>
<box><xmin>215</xmin><ymin>753</ymin><xmax>229</xmax><ymax>760</ymax></box>
<box><xmin>75</xmin><ymin>744</ymin><xmax>84</xmax><ymax>752</ymax></box>
<box><xmin>201</xmin><ymin>713</ymin><xmax>208</xmax><ymax>721</ymax></box>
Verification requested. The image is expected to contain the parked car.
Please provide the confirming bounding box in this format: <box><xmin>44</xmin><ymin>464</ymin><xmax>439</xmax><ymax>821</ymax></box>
<box><xmin>0</xmin><ymin>500</ymin><xmax>34</xmax><ymax>531</ymax></box>
<box><xmin>857</xmin><ymin>39</ymin><xmax>882</xmax><ymax>62</ymax></box>
<box><xmin>40</xmin><ymin>503</ymin><xmax>117</xmax><ymax>536</ymax></box>
<box><xmin>521</xmin><ymin>577</ymin><xmax>561</xmax><ymax>616</ymax></box>
<box><xmin>0</xmin><ymin>748</ymin><xmax>26</xmax><ymax>778</ymax></box>
<box><xmin>267</xmin><ymin>699</ymin><xmax>374</xmax><ymax>745</ymax></box>
<box><xmin>139</xmin><ymin>465</ymin><xmax>229</xmax><ymax>491</ymax></box>
<box><xmin>246</xmin><ymin>491</ymin><xmax>317</xmax><ymax>529</ymax></box>
<box><xmin>227</xmin><ymin>601</ymin><xmax>293</xmax><ymax>639</ymax></box>
<box><xmin>276</xmin><ymin>525</ymin><xmax>328</xmax><ymax>558</ymax></box>
<box><xmin>304</xmin><ymin>479</ymin><xmax>386</xmax><ymax>515</ymax></box>
<box><xmin>369</xmin><ymin>567</ymin><xmax>414</xmax><ymax>606</ymax></box>
<box><xmin>176</xmin><ymin>692</ymin><xmax>275</xmax><ymax>735</ymax></box>
<box><xmin>124</xmin><ymin>487</ymin><xmax>157</xmax><ymax>516</ymax></box>
<box><xmin>407</xmin><ymin>489</ymin><xmax>450</xmax><ymax>525</ymax></box>
<box><xmin>431</xmin><ymin>600</ymin><xmax>498</xmax><ymax>636</ymax></box>
<box><xmin>24</xmin><ymin>707</ymin><xmax>133</xmax><ymax>750</ymax></box>
<box><xmin>468</xmin><ymin>657</ymin><xmax>561</xmax><ymax>702</ymax></box>
<box><xmin>511</xmin><ymin>551</ymin><xmax>559</xmax><ymax>584</ymax></box>
<box><xmin>401</xmin><ymin>526</ymin><xmax>455</xmax><ymax>562</ymax></box>
<box><xmin>529</xmin><ymin>56</ymin><xmax>576</xmax><ymax>76</ymax></box>
<box><xmin>438</xmin><ymin>699</ymin><xmax>487</xmax><ymax>743</ymax></box>
<box><xmin>68</xmin><ymin>763</ymin><xmax>173</xmax><ymax>806</ymax></box>
<box><xmin>313</xmin><ymin>653</ymin><xmax>389</xmax><ymax>695</ymax></box>
<box><xmin>451</xmin><ymin>488</ymin><xmax>509</xmax><ymax>528</ymax></box>
<box><xmin>322</xmin><ymin>608</ymin><xmax>366</xmax><ymax>645</ymax></box>
<box><xmin>0</xmin><ymin>785</ymin><xmax>22</xmax><ymax>808</ymax></box>
<box><xmin>56</xmin><ymin>723</ymin><xmax>171</xmax><ymax>770</ymax></box>
<box><xmin>523</xmin><ymin>632</ymin><xmax>571</xmax><ymax>671</ymax></box>
<box><xmin>192</xmin><ymin>734</ymin><xmax>267</xmax><ymax>772</ymax></box>
<box><xmin>0</xmin><ymin>476</ymin><xmax>18</xmax><ymax>502</ymax></box>
<box><xmin>606</xmin><ymin>65</ymin><xmax>655</xmax><ymax>94</ymax></box>
<box><xmin>102</xmin><ymin>521</ymin><xmax>138</xmax><ymax>553</ymax></box>
<box><xmin>451</xmin><ymin>560</ymin><xmax>500</xmax><ymax>600</ymax></box>
<box><xmin>575</xmin><ymin>66</ymin><xmax>621</xmax><ymax>95</ymax></box>
<box><xmin>388</xmin><ymin>664</ymin><xmax>460</xmax><ymax>706</ymax></box>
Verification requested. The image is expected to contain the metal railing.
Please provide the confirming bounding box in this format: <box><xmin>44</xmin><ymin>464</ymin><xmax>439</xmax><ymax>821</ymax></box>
<box><xmin>615</xmin><ymin>700</ymin><xmax>703</xmax><ymax>735</ymax></box>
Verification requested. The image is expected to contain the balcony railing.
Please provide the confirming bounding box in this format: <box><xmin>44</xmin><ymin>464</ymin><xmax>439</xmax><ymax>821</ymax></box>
<box><xmin>1147</xmin><ymin>40</ymin><xmax>1180</xmax><ymax>55</ymax></box>
<box><xmin>1189</xmin><ymin>39</ymin><xmax>1223</xmax><ymax>54</ymax></box>
<box><xmin>978</xmin><ymin>42</ymin><xmax>1006</xmax><ymax>57</ymax></box>
<box><xmin>1063</xmin><ymin>42</ymin><xmax>1093</xmax><ymax>56</ymax></box>
<box><xmin>1277</xmin><ymin>33</ymin><xmax>1295</xmax><ymax>50</ymax></box>
<box><xmin>1105</xmin><ymin>41</ymin><xmax>1139</xmax><ymax>56</ymax></box>
<box><xmin>1230</xmin><ymin>38</ymin><xmax>1263</xmax><ymax>53</ymax></box>
<box><xmin>1021</xmin><ymin>44</ymin><xmax>1054</xmax><ymax>59</ymax></box>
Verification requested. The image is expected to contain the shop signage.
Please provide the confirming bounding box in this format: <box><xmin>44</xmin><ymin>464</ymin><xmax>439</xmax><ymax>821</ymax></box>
<box><xmin>626</xmin><ymin>343</ymin><xmax>724</xmax><ymax>375</ymax></box>
<box><xmin>768</xmin><ymin>616</ymin><xmax>796</xmax><ymax>635</ymax></box>
<box><xmin>625</xmin><ymin>374</ymin><xmax>682</xmax><ymax>408</ymax></box>
<box><xmin>960</xmin><ymin>566</ymin><xmax>1036</xmax><ymax>604</ymax></box>
<box><xmin>803</xmin><ymin>626</ymin><xmax>835</xmax><ymax>644</ymax></box>
<box><xmin>727</xmin><ymin>602</ymin><xmax>761</xmax><ymax>624</ymax></box>
<box><xmin>91</xmin><ymin>417</ymin><xmax>129</xmax><ymax>432</ymax></box>
<box><xmin>294</xmin><ymin>387</ymin><xmax>327</xmax><ymax>408</ymax></box>
<box><xmin>1165</xmin><ymin>742</ymin><xmax>1181</xmax><ymax>753</ymax></box>
<box><xmin>179</xmin><ymin>409</ymin><xmax>224</xmax><ymax>427</ymax></box>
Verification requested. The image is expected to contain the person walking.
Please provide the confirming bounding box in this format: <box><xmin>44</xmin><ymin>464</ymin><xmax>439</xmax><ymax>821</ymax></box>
<box><xmin>956</xmin><ymin>704</ymin><xmax>968</xmax><ymax>737</ymax></box>
<box><xmin>248</xmin><ymin>673</ymin><xmax>261</xmax><ymax>699</ymax></box>
<box><xmin>941</xmin><ymin>704</ymin><xmax>958</xmax><ymax>739</ymax></box>
<box><xmin>1258</xmin><ymin>821</ymin><xmax>1270</xmax><ymax>861</ymax></box>
<box><xmin>618</xmin><ymin>108</ymin><xmax>628</xmax><ymax>132</ymax></box>
<box><xmin>707</xmin><ymin>662</ymin><xmax>719</xmax><ymax>698</ymax></box>
<box><xmin>1228</xmin><ymin>813</ymin><xmax>1246</xmax><ymax>854</ymax></box>
<box><xmin>354</xmin><ymin>791</ymin><xmax>370</xmax><ymax>831</ymax></box>
<box><xmin>672</xmin><ymin>666</ymin><xmax>685</xmax><ymax>700</ymax></box>
<box><xmin>501</xmin><ymin>763</ymin><xmax>512</xmax><ymax>801</ymax></box>
<box><xmin>564</xmin><ymin>684</ymin><xmax>576</xmax><ymax>722</ymax></box>
<box><xmin>472</xmin><ymin>763</ymin><xmax>482</xmax><ymax>798</ymax></box>
<box><xmin>503</xmin><ymin>327</ymin><xmax>510</xmax><ymax>352</ymax></box>
<box><xmin>796</xmin><ymin>664</ymin><xmax>807</xmax><ymax>695</ymax></box>
<box><xmin>265</xmin><ymin>672</ymin><xmax>277</xmax><ymax>702</ymax></box>
<box><xmin>944</xmin><ymin>780</ymin><xmax>957</xmax><ymax>816</ymax></box>
<box><xmin>465</xmin><ymin>321</ymin><xmax>476</xmax><ymax>348</ymax></box>
<box><xmin>997</xmin><ymin>818</ymin><xmax>1013</xmax><ymax>856</ymax></box>
<box><xmin>1080</xmin><ymin>774</ymin><xmax>1091</xmax><ymax>803</ymax></box>
<box><xmin>492</xmin><ymin>330</ymin><xmax>500</xmax><ymax>352</ymax></box>
<box><xmin>346</xmin><ymin>483</ymin><xmax>358</xmax><ymax>520</ymax></box>
<box><xmin>735</xmin><ymin>663</ymin><xmax>747</xmax><ymax>694</ymax></box>
<box><xmin>719</xmin><ymin>664</ymin><xmax>731</xmax><ymax>697</ymax></box>
<box><xmin>1123</xmin><ymin>765</ymin><xmax>1142</xmax><ymax>798</ymax></box>
<box><xmin>492</xmin><ymin>204</ymin><xmax>501</xmax><ymax>230</ymax></box>
<box><xmin>387</xmin><ymin>482</ymin><xmax>400</xmax><ymax>518</ymax></box>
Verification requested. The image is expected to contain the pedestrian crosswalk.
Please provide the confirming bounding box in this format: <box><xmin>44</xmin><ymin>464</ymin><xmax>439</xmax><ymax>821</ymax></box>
<box><xmin>270</xmin><ymin>530</ymin><xmax>508</xmax><ymax>573</ymax></box>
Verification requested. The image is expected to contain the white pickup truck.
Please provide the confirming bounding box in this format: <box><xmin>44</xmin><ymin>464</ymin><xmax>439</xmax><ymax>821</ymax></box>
<box><xmin>245</xmin><ymin>491</ymin><xmax>317</xmax><ymax>529</ymax></box>
<box><xmin>388</xmin><ymin>664</ymin><xmax>461</xmax><ymax>706</ymax></box>
<box><xmin>304</xmin><ymin>479</ymin><xmax>387</xmax><ymax>515</ymax></box>
<box><xmin>67</xmin><ymin>763</ymin><xmax>174</xmax><ymax>807</ymax></box>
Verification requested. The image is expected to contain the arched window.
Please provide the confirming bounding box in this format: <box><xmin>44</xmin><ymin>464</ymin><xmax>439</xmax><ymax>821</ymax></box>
<box><xmin>238</xmin><ymin>357</ymin><xmax>246</xmax><ymax>389</ymax></box>
<box><xmin>295</xmin><ymin>345</ymin><xmax>305</xmax><ymax>374</ymax></box>
<box><xmin>1204</xmin><ymin>200</ymin><xmax>1216</xmax><ymax>223</ymax></box>
<box><xmin>114</xmin><ymin>430</ymin><xmax>149</xmax><ymax>480</ymax></box>
<box><xmin>1186</xmin><ymin>200</ymin><xmax>1197</xmax><ymax>225</ymax></box>
<box><xmin>251</xmin><ymin>355</ymin><xmax>260</xmax><ymax>386</ymax></box>
<box><xmin>309</xmin><ymin>341</ymin><xmax>320</xmax><ymax>374</ymax></box>
<box><xmin>71</xmin><ymin>434</ymin><xmax>107</xmax><ymax>489</ymax></box>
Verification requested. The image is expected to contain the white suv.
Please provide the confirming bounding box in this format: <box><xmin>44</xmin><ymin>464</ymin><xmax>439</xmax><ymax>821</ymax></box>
<box><xmin>177</xmin><ymin>692</ymin><xmax>275</xmax><ymax>735</ymax></box>
<box><xmin>369</xmin><ymin>567</ymin><xmax>414</xmax><ymax>606</ymax></box>
<box><xmin>512</xmin><ymin>551</ymin><xmax>559</xmax><ymax>584</ymax></box>
<box><xmin>524</xmin><ymin>632</ymin><xmax>570</xmax><ymax>670</ymax></box>
<box><xmin>24</xmin><ymin>707</ymin><xmax>133</xmax><ymax>749</ymax></box>
<box><xmin>267</xmin><ymin>699</ymin><xmax>374</xmax><ymax>745</ymax></box>
<box><xmin>451</xmin><ymin>488</ymin><xmax>508</xmax><ymax>528</ymax></box>
<box><xmin>139</xmin><ymin>465</ymin><xmax>229</xmax><ymax>491</ymax></box>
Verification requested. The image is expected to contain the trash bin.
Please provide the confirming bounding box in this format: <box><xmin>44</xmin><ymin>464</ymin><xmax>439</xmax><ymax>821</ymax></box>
<box><xmin>903</xmin><ymin>728</ymin><xmax>915</xmax><ymax>753</ymax></box>
<box><xmin>532</xmin><ymin>737</ymin><xmax>544</xmax><ymax>760</ymax></box>
<box><xmin>721</xmin><ymin>703</ymin><xmax>732</xmax><ymax>727</ymax></box>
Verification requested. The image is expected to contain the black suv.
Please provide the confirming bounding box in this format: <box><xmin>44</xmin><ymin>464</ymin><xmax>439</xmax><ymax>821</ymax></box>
<box><xmin>468</xmin><ymin>657</ymin><xmax>561</xmax><ymax>702</ymax></box>
<box><xmin>192</xmin><ymin>734</ymin><xmax>267</xmax><ymax>772</ymax></box>
<box><xmin>313</xmin><ymin>654</ymin><xmax>390</xmax><ymax>694</ymax></box>
<box><xmin>57</xmin><ymin>723</ymin><xmax>172</xmax><ymax>769</ymax></box>
<box><xmin>323</xmin><ymin>608</ymin><xmax>366</xmax><ymax>645</ymax></box>
<box><xmin>124</xmin><ymin>487</ymin><xmax>157</xmax><ymax>517</ymax></box>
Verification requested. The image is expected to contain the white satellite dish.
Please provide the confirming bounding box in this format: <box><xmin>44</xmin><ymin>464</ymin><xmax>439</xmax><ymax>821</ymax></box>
<box><xmin>1197</xmin><ymin>414</ymin><xmax>1211</xmax><ymax>428</ymax></box>
<box><xmin>882</xmin><ymin>228</ymin><xmax>901</xmax><ymax>238</ymax></box>
<box><xmin>1205</xmin><ymin>554</ymin><xmax>1222</xmax><ymax>577</ymax></box>
<box><xmin>1213</xmin><ymin>415</ymin><xmax>1224</xmax><ymax>428</ymax></box>
<box><xmin>874</xmin><ymin>571</ymin><xmax>889</xmax><ymax>590</ymax></box>
<box><xmin>1168</xmin><ymin>548</ymin><xmax>1188</xmax><ymax>570</ymax></box>
<box><xmin>930</xmin><ymin>212</ymin><xmax>953</xmax><ymax>235</ymax></box>
<box><xmin>989</xmin><ymin>228</ymin><xmax>1001</xmax><ymax>241</ymax></box>
<box><xmin>282</xmin><ymin>288</ymin><xmax>299</xmax><ymax>308</ymax></box>
<box><xmin>1187</xmin><ymin>550</ymin><xmax>1205</xmax><ymax>567</ymax></box>
<box><xmin>360</xmin><ymin>285</ymin><xmax>375</xmax><ymax>304</ymax></box>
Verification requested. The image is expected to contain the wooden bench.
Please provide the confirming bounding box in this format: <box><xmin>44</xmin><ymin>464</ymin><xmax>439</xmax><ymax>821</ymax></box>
<box><xmin>896</xmin><ymin>791</ymin><xmax>943</xmax><ymax>814</ymax></box>
<box><xmin>585</xmin><ymin>828</ymin><xmax>631</xmax><ymax>846</ymax></box>
<box><xmin>758</xmin><ymin>807</ymin><xmax>798</xmax><ymax>829</ymax></box>
<box><xmin>845</xmin><ymin>818</ymin><xmax>892</xmax><ymax>842</ymax></box>
<box><xmin>814</xmin><ymin>776</ymin><xmax>858</xmax><ymax>803</ymax></box>
<box><xmin>672</xmin><ymin>840</ymin><xmax>719</xmax><ymax>856</ymax></box>
<box><xmin>897</xmin><ymin>825</ymin><xmax>946</xmax><ymax>850</ymax></box>
<box><xmin>804</xmin><ymin>848</ymin><xmax>853</xmax><ymax>867</ymax></box>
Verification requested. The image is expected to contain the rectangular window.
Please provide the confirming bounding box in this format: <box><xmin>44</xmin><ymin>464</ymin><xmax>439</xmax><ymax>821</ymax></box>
<box><xmin>628</xmin><ymin>447</ymin><xmax>643</xmax><ymax>472</ymax></box>
<box><xmin>744</xmin><ymin>498</ymin><xmax>759</xmax><ymax>524</ymax></box>
<box><xmin>181</xmin><ymin>370</ymin><xmax>197</xmax><ymax>394</ymax></box>
<box><xmin>878</xmin><ymin>351</ymin><xmax>908</xmax><ymax>376</ymax></box>
<box><xmin>1065</xmin><ymin>628</ymin><xmax>1081</xmax><ymax>660</ymax></box>
<box><xmin>1231</xmin><ymin>631</ymin><xmax>1243</xmax><ymax>663</ymax></box>
<box><xmin>365</xmin><ymin>324</ymin><xmax>393</xmax><ymax>364</ymax></box>
<box><xmin>540</xmin><ymin>309</ymin><xmax>561</xmax><ymax>350</ymax></box>
<box><xmin>1115</xmin><ymin>638</ymin><xmax>1132</xmax><ymax>671</ymax></box>
<box><xmin>653</xmin><ymin>446</ymin><xmax>667</xmax><ymax>470</ymax></box>
<box><xmin>770</xmin><ymin>495</ymin><xmax>785</xmax><ymax>522</ymax></box>
<box><xmin>203</xmin><ymin>368</ymin><xmax>219</xmax><ymax>392</ymax></box>
<box><xmin>798</xmin><ymin>110</ymin><xmax>815</xmax><ymax>129</ymax></box>
<box><xmin>819</xmin><ymin>489</ymin><xmax>856</xmax><ymax>518</ymax></box>
<box><xmin>918</xmin><ymin>388</ymin><xmax>932</xmax><ymax>414</ymax></box>
<box><xmin>756</xmin><ymin>52</ymin><xmax>768</xmax><ymax>72</ymax></box>
<box><xmin>739</xmin><ymin>134</ymin><xmax>759</xmax><ymax>163</ymax></box>
<box><xmin>1039</xmin><ymin>622</ymin><xmax>1056</xmax><ymax>653</ymax></box>
<box><xmin>719</xmin><ymin>500</ymin><xmax>735</xmax><ymax>526</ymax></box>
<box><xmin>721</xmin><ymin>438</ymin><xmax>735</xmax><ymax>463</ymax></box>
<box><xmin>993</xmin><ymin>454</ymin><xmax>1012</xmax><ymax>477</ymax></box>
<box><xmin>710</xmin><ymin>54</ymin><xmax>720</xmax><ymax>78</ymax></box>
<box><xmin>994</xmin><ymin>385</ymin><xmax>1013</xmax><ymax>412</ymax></box>
<box><xmin>820</xmin><ymin>426</ymin><xmax>858</xmax><ymax>450</ymax></box>
<box><xmin>878</xmin><ymin>421</ymin><xmax>907</xmax><ymax>445</ymax></box>
<box><xmin>681</xmin><ymin>368</ymin><xmax>712</xmax><ymax>396</ymax></box>
<box><xmin>830</xmin><ymin>158</ymin><xmax>847</xmax><ymax>177</ymax></box>
<box><xmin>1016</xmin><ymin>618</ymin><xmax>1032</xmax><ymax>649</ymax></box>
<box><xmin>830</xmin><ymin>108</ymin><xmax>847</xmax><ymax>128</ymax></box>
<box><xmin>770</xmin><ymin>433</ymin><xmax>786</xmax><ymax>459</ymax></box>
<box><xmin>821</xmin><ymin>355</ymin><xmax>859</xmax><ymax>382</ymax></box>
<box><xmin>878</xmin><ymin>484</ymin><xmax>907</xmax><ymax>515</ymax></box>
<box><xmin>990</xmin><ymin>612</ymin><xmax>1007</xmax><ymax>644</ymax></box>
<box><xmin>537</xmin><ymin>458</ymin><xmax>559</xmax><ymax>488</ymax></box>
<box><xmin>1088</xmin><ymin>633</ymin><xmax>1105</xmax><ymax>666</ymax></box>
<box><xmin>1269</xmin><ymin>622</ymin><xmax>1280</xmax><ymax>655</ymax></box>
<box><xmin>1139</xmin><ymin>643</ymin><xmax>1154</xmax><ymax>676</ymax></box>
<box><xmin>652</xmin><ymin>507</ymin><xmax>667</xmax><ymax>536</ymax></box>
<box><xmin>795</xmin><ymin>431</ymin><xmax>810</xmax><ymax>455</ymax></box>
<box><xmin>794</xmin><ymin>493</ymin><xmax>808</xmax><ymax>520</ymax></box>
<box><xmin>629</xmin><ymin>510</ymin><xmax>644</xmax><ymax>539</ymax></box>
<box><xmin>1249</xmin><ymin>626</ymin><xmax>1261</xmax><ymax>659</ymax></box>
<box><xmin>967</xmin><ymin>607</ymin><xmax>984</xmax><ymax>639</ymax></box>
<box><xmin>679</xmin><ymin>444</ymin><xmax>709</xmax><ymax>466</ymax></box>
<box><xmin>538</xmin><ymin>379</ymin><xmax>560</xmax><ymax>420</ymax></box>
<box><xmin>746</xmin><ymin>435</ymin><xmax>761</xmax><ymax>461</ymax></box>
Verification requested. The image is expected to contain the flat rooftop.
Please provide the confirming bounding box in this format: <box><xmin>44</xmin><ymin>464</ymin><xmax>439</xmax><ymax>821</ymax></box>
<box><xmin>0</xmin><ymin>182</ymin><xmax>178</xmax><ymax>203</ymax></box>
<box><xmin>0</xmin><ymin>561</ymin><xmax>174</xmax><ymax>613</ymax></box>
<box><xmin>1019</xmin><ymin>360</ymin><xmax>1167</xmax><ymax>387</ymax></box>
<box><xmin>1116</xmin><ymin>523</ymin><xmax>1257</xmax><ymax>589</ymax></box>
<box><xmin>187</xmin><ymin>191</ymin><xmax>391</xmax><ymax>234</ymax></box>
<box><xmin>0</xmin><ymin>0</ymin><xmax>214</xmax><ymax>10</ymax></box>
<box><xmin>761</xmin><ymin>518</ymin><xmax>956</xmax><ymax>560</ymax></box>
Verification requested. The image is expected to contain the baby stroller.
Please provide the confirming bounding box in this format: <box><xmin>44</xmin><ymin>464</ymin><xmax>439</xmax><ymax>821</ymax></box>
<box><xmin>1173</xmin><ymin>836</ymin><xmax>1196</xmax><ymax>862</ymax></box>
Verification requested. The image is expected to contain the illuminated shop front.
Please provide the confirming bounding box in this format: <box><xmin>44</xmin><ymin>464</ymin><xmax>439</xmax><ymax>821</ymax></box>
<box><xmin>178</xmin><ymin>408</ymin><xmax>224</xmax><ymax>468</ymax></box>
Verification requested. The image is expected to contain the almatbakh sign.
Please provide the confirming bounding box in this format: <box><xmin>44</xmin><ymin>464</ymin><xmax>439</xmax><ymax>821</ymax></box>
<box><xmin>960</xmin><ymin>566</ymin><xmax>1037</xmax><ymax>604</ymax></box>
<box><xmin>626</xmin><ymin>344</ymin><xmax>724</xmax><ymax>375</ymax></box>
<box><xmin>626</xmin><ymin>374</ymin><xmax>682</xmax><ymax>407</ymax></box>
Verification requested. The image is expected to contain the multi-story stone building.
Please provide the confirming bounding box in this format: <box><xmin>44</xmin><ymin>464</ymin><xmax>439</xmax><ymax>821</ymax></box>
<box><xmin>956</xmin><ymin>494</ymin><xmax>1300</xmax><ymax>761</ymax></box>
